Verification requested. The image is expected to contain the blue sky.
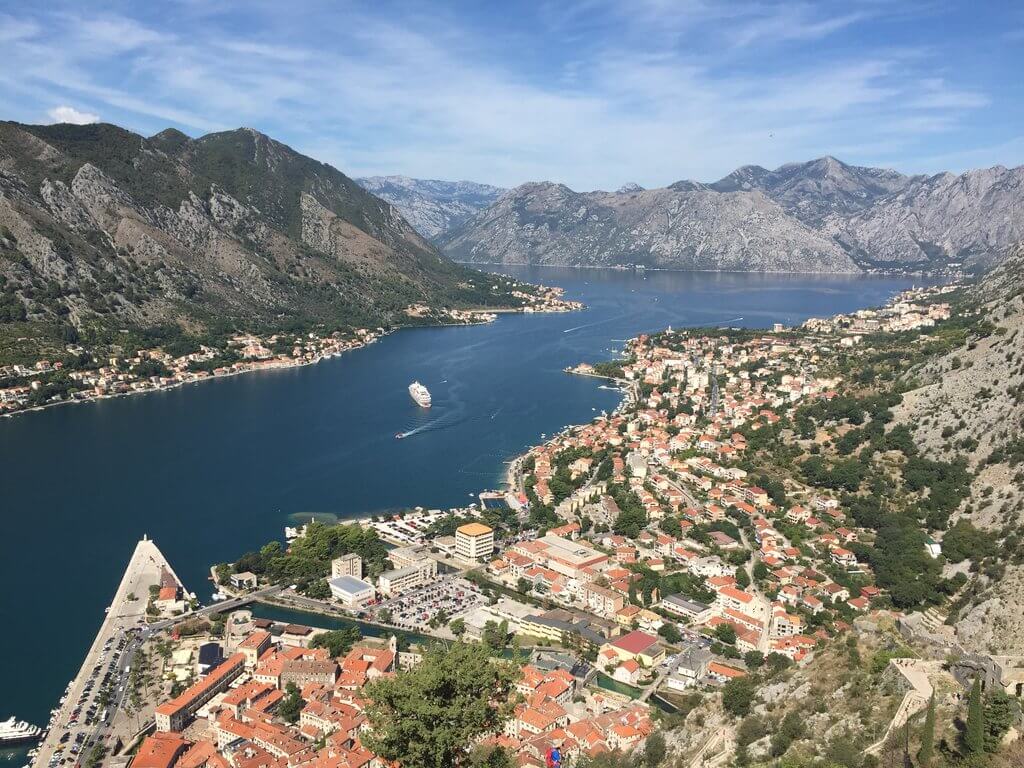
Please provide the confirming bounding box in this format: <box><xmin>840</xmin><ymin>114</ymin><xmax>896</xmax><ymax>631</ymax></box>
<box><xmin>1</xmin><ymin>1</ymin><xmax>1022</xmax><ymax>190</ymax></box>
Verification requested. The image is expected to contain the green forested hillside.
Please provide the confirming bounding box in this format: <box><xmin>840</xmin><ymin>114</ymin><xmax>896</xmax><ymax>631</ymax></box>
<box><xmin>0</xmin><ymin>121</ymin><xmax>527</xmax><ymax>361</ymax></box>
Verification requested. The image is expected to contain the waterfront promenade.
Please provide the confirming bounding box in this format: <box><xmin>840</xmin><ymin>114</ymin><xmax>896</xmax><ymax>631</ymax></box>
<box><xmin>34</xmin><ymin>538</ymin><xmax>180</xmax><ymax>768</ymax></box>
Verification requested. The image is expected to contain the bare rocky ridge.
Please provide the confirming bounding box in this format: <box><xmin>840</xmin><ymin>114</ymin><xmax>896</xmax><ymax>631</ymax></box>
<box><xmin>0</xmin><ymin>121</ymin><xmax>512</xmax><ymax>336</ymax></box>
<box><xmin>893</xmin><ymin>246</ymin><xmax>1024</xmax><ymax>652</ymax></box>
<box><xmin>439</xmin><ymin>181</ymin><xmax>860</xmax><ymax>272</ymax></box>
<box><xmin>356</xmin><ymin>175</ymin><xmax>505</xmax><ymax>241</ymax></box>
<box><xmin>828</xmin><ymin>166</ymin><xmax>1024</xmax><ymax>268</ymax></box>
<box><xmin>440</xmin><ymin>158</ymin><xmax>1024</xmax><ymax>272</ymax></box>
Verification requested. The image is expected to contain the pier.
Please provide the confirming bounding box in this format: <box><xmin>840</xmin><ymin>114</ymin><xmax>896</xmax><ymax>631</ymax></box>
<box><xmin>32</xmin><ymin>539</ymin><xmax>282</xmax><ymax>768</ymax></box>
<box><xmin>33</xmin><ymin>538</ymin><xmax>177</xmax><ymax>768</ymax></box>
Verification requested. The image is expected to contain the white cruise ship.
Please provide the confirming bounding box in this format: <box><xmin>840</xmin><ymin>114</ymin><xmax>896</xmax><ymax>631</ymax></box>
<box><xmin>0</xmin><ymin>717</ymin><xmax>42</xmax><ymax>746</ymax></box>
<box><xmin>408</xmin><ymin>381</ymin><xmax>432</xmax><ymax>408</ymax></box>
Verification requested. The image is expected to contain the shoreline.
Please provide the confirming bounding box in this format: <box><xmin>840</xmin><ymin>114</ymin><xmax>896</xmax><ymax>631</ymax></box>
<box><xmin>0</xmin><ymin>303</ymin><xmax>576</xmax><ymax>423</ymax></box>
<box><xmin>468</xmin><ymin>261</ymin><xmax>959</xmax><ymax>278</ymax></box>
<box><xmin>0</xmin><ymin>338</ymin><xmax>379</xmax><ymax>421</ymax></box>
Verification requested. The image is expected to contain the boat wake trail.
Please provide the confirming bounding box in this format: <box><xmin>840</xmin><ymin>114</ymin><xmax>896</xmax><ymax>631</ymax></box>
<box><xmin>562</xmin><ymin>313</ymin><xmax>629</xmax><ymax>334</ymax></box>
<box><xmin>396</xmin><ymin>400</ymin><xmax>471</xmax><ymax>440</ymax></box>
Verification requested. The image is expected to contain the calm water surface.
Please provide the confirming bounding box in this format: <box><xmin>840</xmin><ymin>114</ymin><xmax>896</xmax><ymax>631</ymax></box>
<box><xmin>0</xmin><ymin>266</ymin><xmax>914</xmax><ymax>725</ymax></box>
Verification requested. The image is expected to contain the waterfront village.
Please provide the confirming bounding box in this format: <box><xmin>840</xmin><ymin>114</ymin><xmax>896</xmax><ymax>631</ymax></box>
<box><xmin>37</xmin><ymin>283</ymin><xmax>993</xmax><ymax>768</ymax></box>
<box><xmin>0</xmin><ymin>285</ymin><xmax>581</xmax><ymax>416</ymax></box>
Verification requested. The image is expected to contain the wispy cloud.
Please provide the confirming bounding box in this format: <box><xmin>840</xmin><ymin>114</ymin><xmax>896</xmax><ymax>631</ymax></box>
<box><xmin>727</xmin><ymin>5</ymin><xmax>869</xmax><ymax>48</ymax></box>
<box><xmin>0</xmin><ymin>1</ymin><xmax>1017</xmax><ymax>187</ymax></box>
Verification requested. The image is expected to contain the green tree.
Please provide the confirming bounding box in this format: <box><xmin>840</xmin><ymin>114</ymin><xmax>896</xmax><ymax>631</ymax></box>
<box><xmin>449</xmin><ymin>618</ymin><xmax>467</xmax><ymax>637</ymax></box>
<box><xmin>481</xmin><ymin>620</ymin><xmax>509</xmax><ymax>651</ymax></box>
<box><xmin>644</xmin><ymin>730</ymin><xmax>667</xmax><ymax>767</ymax></box>
<box><xmin>918</xmin><ymin>693</ymin><xmax>935</xmax><ymax>767</ymax></box>
<box><xmin>516</xmin><ymin>577</ymin><xmax>532</xmax><ymax>595</ymax></box>
<box><xmin>770</xmin><ymin>711</ymin><xmax>806</xmax><ymax>757</ymax></box>
<box><xmin>983</xmin><ymin>689</ymin><xmax>1020</xmax><ymax>752</ymax></box>
<box><xmin>744</xmin><ymin>651</ymin><xmax>764</xmax><ymax>670</ymax></box>
<box><xmin>309</xmin><ymin>628</ymin><xmax>361</xmax><ymax>658</ymax></box>
<box><xmin>658</xmin><ymin>623</ymin><xmax>681</xmax><ymax>644</ymax></box>
<box><xmin>363</xmin><ymin>642</ymin><xmax>518</xmax><ymax>768</ymax></box>
<box><xmin>468</xmin><ymin>744</ymin><xmax>513</xmax><ymax>768</ymax></box>
<box><xmin>964</xmin><ymin>677</ymin><xmax>985</xmax><ymax>757</ymax></box>
<box><xmin>714</xmin><ymin>624</ymin><xmax>737</xmax><ymax>645</ymax></box>
<box><xmin>278</xmin><ymin>682</ymin><xmax>304</xmax><ymax>723</ymax></box>
<box><xmin>722</xmin><ymin>676</ymin><xmax>756</xmax><ymax>717</ymax></box>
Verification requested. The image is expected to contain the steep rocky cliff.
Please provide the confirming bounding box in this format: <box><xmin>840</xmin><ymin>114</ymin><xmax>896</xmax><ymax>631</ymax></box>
<box><xmin>827</xmin><ymin>167</ymin><xmax>1024</xmax><ymax>268</ymax></box>
<box><xmin>439</xmin><ymin>181</ymin><xmax>859</xmax><ymax>273</ymax></box>
<box><xmin>0</xmin><ymin>122</ymin><xmax>517</xmax><ymax>341</ymax></box>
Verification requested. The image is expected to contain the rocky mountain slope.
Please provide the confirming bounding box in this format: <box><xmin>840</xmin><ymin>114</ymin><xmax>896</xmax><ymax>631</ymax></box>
<box><xmin>441</xmin><ymin>158</ymin><xmax>1024</xmax><ymax>273</ymax></box>
<box><xmin>892</xmin><ymin>245</ymin><xmax>1024</xmax><ymax>652</ymax></box>
<box><xmin>829</xmin><ymin>167</ymin><xmax>1024</xmax><ymax>268</ymax></box>
<box><xmin>356</xmin><ymin>175</ymin><xmax>504</xmax><ymax>241</ymax></box>
<box><xmin>439</xmin><ymin>180</ymin><xmax>860</xmax><ymax>273</ymax></box>
<box><xmin>0</xmin><ymin>122</ymin><xmax>519</xmax><ymax>345</ymax></box>
<box><xmin>712</xmin><ymin>156</ymin><xmax>912</xmax><ymax>223</ymax></box>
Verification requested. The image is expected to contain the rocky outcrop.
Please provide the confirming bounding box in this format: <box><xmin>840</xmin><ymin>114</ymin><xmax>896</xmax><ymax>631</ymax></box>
<box><xmin>828</xmin><ymin>167</ymin><xmax>1024</xmax><ymax>268</ymax></box>
<box><xmin>356</xmin><ymin>175</ymin><xmax>505</xmax><ymax>241</ymax></box>
<box><xmin>892</xmin><ymin>246</ymin><xmax>1024</xmax><ymax>652</ymax></box>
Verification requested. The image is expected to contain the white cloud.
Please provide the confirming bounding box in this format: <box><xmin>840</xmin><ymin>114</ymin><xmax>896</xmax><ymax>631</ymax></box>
<box><xmin>47</xmin><ymin>105</ymin><xmax>100</xmax><ymax>124</ymax></box>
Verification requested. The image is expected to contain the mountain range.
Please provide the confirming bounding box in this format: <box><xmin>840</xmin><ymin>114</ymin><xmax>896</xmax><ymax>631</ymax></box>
<box><xmin>0</xmin><ymin>122</ymin><xmax>521</xmax><ymax>349</ymax></box>
<box><xmin>431</xmin><ymin>157</ymin><xmax>1024</xmax><ymax>273</ymax></box>
<box><xmin>356</xmin><ymin>176</ymin><xmax>505</xmax><ymax>241</ymax></box>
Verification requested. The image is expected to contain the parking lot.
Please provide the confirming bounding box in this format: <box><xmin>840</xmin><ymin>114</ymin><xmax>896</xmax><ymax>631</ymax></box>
<box><xmin>368</xmin><ymin>510</ymin><xmax>449</xmax><ymax>545</ymax></box>
<box><xmin>44</xmin><ymin>628</ymin><xmax>141</xmax><ymax>768</ymax></box>
<box><xmin>375</xmin><ymin>577</ymin><xmax>489</xmax><ymax>631</ymax></box>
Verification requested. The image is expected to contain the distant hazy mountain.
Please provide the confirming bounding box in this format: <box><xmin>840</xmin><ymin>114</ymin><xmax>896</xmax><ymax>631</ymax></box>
<box><xmin>356</xmin><ymin>176</ymin><xmax>505</xmax><ymax>241</ymax></box>
<box><xmin>440</xmin><ymin>157</ymin><xmax>1024</xmax><ymax>273</ymax></box>
<box><xmin>438</xmin><ymin>179</ymin><xmax>859</xmax><ymax>273</ymax></box>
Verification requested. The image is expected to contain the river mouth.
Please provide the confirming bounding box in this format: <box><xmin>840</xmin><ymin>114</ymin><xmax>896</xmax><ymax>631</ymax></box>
<box><xmin>0</xmin><ymin>267</ymin><xmax>917</xmax><ymax>724</ymax></box>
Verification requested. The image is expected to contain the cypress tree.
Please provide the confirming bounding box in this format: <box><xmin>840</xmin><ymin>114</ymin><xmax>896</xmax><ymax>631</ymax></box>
<box><xmin>919</xmin><ymin>692</ymin><xmax>936</xmax><ymax>767</ymax></box>
<box><xmin>965</xmin><ymin>677</ymin><xmax>985</xmax><ymax>757</ymax></box>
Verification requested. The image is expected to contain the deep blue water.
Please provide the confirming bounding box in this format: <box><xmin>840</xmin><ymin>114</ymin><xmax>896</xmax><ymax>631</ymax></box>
<box><xmin>0</xmin><ymin>266</ymin><xmax>914</xmax><ymax>727</ymax></box>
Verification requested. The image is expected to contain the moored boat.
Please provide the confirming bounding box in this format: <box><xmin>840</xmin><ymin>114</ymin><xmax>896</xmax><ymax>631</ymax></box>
<box><xmin>0</xmin><ymin>717</ymin><xmax>42</xmax><ymax>746</ymax></box>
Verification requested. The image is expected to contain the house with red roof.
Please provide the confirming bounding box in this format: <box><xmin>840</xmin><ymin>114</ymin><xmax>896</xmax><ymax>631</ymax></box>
<box><xmin>599</xmin><ymin>630</ymin><xmax>666</xmax><ymax>667</ymax></box>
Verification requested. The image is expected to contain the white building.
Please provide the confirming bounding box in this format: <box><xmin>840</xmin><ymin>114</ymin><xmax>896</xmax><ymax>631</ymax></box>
<box><xmin>455</xmin><ymin>523</ymin><xmax>495</xmax><ymax>561</ymax></box>
<box><xmin>328</xmin><ymin>575</ymin><xmax>376</xmax><ymax>608</ymax></box>
<box><xmin>377</xmin><ymin>559</ymin><xmax>437</xmax><ymax>597</ymax></box>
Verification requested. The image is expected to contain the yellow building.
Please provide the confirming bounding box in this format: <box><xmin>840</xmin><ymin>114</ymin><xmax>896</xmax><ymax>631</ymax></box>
<box><xmin>456</xmin><ymin>522</ymin><xmax>495</xmax><ymax>560</ymax></box>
